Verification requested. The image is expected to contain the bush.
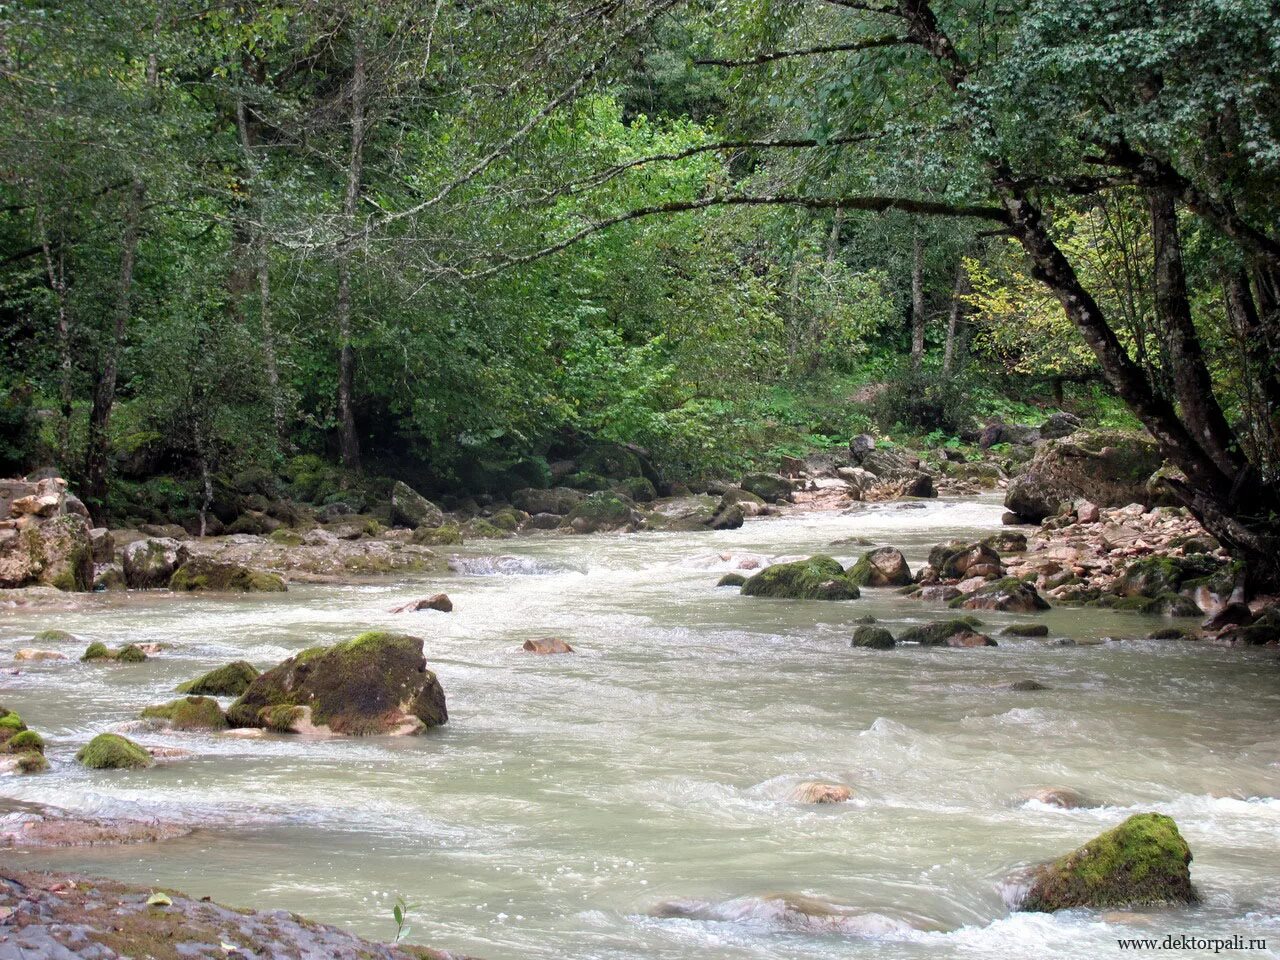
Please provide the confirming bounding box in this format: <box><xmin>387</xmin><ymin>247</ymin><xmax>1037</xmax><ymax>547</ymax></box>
<box><xmin>868</xmin><ymin>367</ymin><xmax>978</xmax><ymax>435</ymax></box>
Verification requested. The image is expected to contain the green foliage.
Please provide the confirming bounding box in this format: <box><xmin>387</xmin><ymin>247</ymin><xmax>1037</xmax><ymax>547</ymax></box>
<box><xmin>868</xmin><ymin>366</ymin><xmax>979</xmax><ymax>436</ymax></box>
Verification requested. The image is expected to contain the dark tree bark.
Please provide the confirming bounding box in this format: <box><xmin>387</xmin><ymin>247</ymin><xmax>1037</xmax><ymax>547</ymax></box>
<box><xmin>335</xmin><ymin>40</ymin><xmax>365</xmax><ymax>472</ymax></box>
<box><xmin>36</xmin><ymin>204</ymin><xmax>73</xmax><ymax>464</ymax></box>
<box><xmin>910</xmin><ymin>231</ymin><xmax>925</xmax><ymax>369</ymax></box>
<box><xmin>942</xmin><ymin>256</ymin><xmax>968</xmax><ymax>377</ymax></box>
<box><xmin>84</xmin><ymin>180</ymin><xmax>144</xmax><ymax>522</ymax></box>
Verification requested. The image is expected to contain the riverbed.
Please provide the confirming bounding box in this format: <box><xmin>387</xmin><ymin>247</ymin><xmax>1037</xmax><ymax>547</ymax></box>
<box><xmin>1</xmin><ymin>497</ymin><xmax>1278</xmax><ymax>959</ymax></box>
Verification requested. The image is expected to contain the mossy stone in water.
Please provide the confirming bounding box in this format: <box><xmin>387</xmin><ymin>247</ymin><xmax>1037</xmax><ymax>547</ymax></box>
<box><xmin>5</xmin><ymin>729</ymin><xmax>44</xmax><ymax>753</ymax></box>
<box><xmin>741</xmin><ymin>556</ymin><xmax>860</xmax><ymax>600</ymax></box>
<box><xmin>716</xmin><ymin>573</ymin><xmax>747</xmax><ymax>588</ymax></box>
<box><xmin>177</xmin><ymin>660</ymin><xmax>260</xmax><ymax>696</ymax></box>
<box><xmin>0</xmin><ymin>711</ymin><xmax>25</xmax><ymax>732</ymax></box>
<box><xmin>33</xmin><ymin>629</ymin><xmax>76</xmax><ymax>643</ymax></box>
<box><xmin>1003</xmin><ymin>623</ymin><xmax>1050</xmax><ymax>637</ymax></box>
<box><xmin>141</xmin><ymin>696</ymin><xmax>228</xmax><ymax>731</ymax></box>
<box><xmin>76</xmin><ymin>733</ymin><xmax>153</xmax><ymax>770</ymax></box>
<box><xmin>1020</xmin><ymin>813</ymin><xmax>1196</xmax><ymax>911</ymax></box>
<box><xmin>116</xmin><ymin>644</ymin><xmax>148</xmax><ymax>663</ymax></box>
<box><xmin>15</xmin><ymin>752</ymin><xmax>49</xmax><ymax>773</ymax></box>
<box><xmin>898</xmin><ymin>617</ymin><xmax>984</xmax><ymax>645</ymax></box>
<box><xmin>82</xmin><ymin>641</ymin><xmax>147</xmax><ymax>663</ymax></box>
<box><xmin>82</xmin><ymin>641</ymin><xmax>112</xmax><ymax>661</ymax></box>
<box><xmin>851</xmin><ymin>626</ymin><xmax>895</xmax><ymax>649</ymax></box>
<box><xmin>410</xmin><ymin>522</ymin><xmax>463</xmax><ymax>546</ymax></box>
<box><xmin>169</xmin><ymin>556</ymin><xmax>286</xmax><ymax>593</ymax></box>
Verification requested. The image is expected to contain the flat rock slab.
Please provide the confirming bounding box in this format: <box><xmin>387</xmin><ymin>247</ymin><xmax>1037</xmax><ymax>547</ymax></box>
<box><xmin>0</xmin><ymin>868</ymin><xmax>470</xmax><ymax>960</ymax></box>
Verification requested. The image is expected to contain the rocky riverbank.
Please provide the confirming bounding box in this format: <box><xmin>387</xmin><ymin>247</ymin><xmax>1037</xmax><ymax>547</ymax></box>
<box><xmin>0</xmin><ymin>866</ymin><xmax>468</xmax><ymax>959</ymax></box>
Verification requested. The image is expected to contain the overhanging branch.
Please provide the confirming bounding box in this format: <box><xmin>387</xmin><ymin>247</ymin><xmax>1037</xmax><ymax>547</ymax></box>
<box><xmin>695</xmin><ymin>35</ymin><xmax>915</xmax><ymax>67</ymax></box>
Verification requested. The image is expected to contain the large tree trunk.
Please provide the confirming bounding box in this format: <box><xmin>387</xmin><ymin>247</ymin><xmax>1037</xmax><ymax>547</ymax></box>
<box><xmin>36</xmin><ymin>206</ymin><xmax>73</xmax><ymax>465</ymax></box>
<box><xmin>1224</xmin><ymin>269</ymin><xmax>1280</xmax><ymax>470</ymax></box>
<box><xmin>910</xmin><ymin>231</ymin><xmax>925</xmax><ymax>369</ymax></box>
<box><xmin>941</xmin><ymin>256</ymin><xmax>968</xmax><ymax>377</ymax></box>
<box><xmin>1147</xmin><ymin>189</ymin><xmax>1245</xmax><ymax>478</ymax></box>
<box><xmin>335</xmin><ymin>40</ymin><xmax>365</xmax><ymax>472</ymax></box>
<box><xmin>84</xmin><ymin>180</ymin><xmax>144</xmax><ymax>522</ymax></box>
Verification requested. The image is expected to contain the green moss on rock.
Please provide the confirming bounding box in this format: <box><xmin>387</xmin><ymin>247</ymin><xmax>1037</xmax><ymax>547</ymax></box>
<box><xmin>82</xmin><ymin>642</ymin><xmax>112</xmax><ymax>661</ymax></box>
<box><xmin>1003</xmin><ymin>623</ymin><xmax>1050</xmax><ymax>637</ymax></box>
<box><xmin>141</xmin><ymin>696</ymin><xmax>228</xmax><ymax>731</ymax></box>
<box><xmin>76</xmin><ymin>733</ymin><xmax>154</xmax><ymax>770</ymax></box>
<box><xmin>741</xmin><ymin>556</ymin><xmax>860</xmax><ymax>600</ymax></box>
<box><xmin>716</xmin><ymin>572</ymin><xmax>747</xmax><ymax>588</ymax></box>
<box><xmin>5</xmin><ymin>729</ymin><xmax>44</xmax><ymax>753</ymax></box>
<box><xmin>176</xmin><ymin>660</ymin><xmax>260</xmax><ymax>696</ymax></box>
<box><xmin>15</xmin><ymin>752</ymin><xmax>49</xmax><ymax>773</ymax></box>
<box><xmin>1020</xmin><ymin>813</ymin><xmax>1196</xmax><ymax>912</ymax></box>
<box><xmin>116</xmin><ymin>644</ymin><xmax>148</xmax><ymax>663</ymax></box>
<box><xmin>33</xmin><ymin>629</ymin><xmax>76</xmax><ymax>643</ymax></box>
<box><xmin>169</xmin><ymin>557</ymin><xmax>286</xmax><ymax>593</ymax></box>
<box><xmin>851</xmin><ymin>626</ymin><xmax>896</xmax><ymax>649</ymax></box>
<box><xmin>410</xmin><ymin>522</ymin><xmax>463</xmax><ymax>546</ymax></box>
<box><xmin>82</xmin><ymin>641</ymin><xmax>147</xmax><ymax>663</ymax></box>
<box><xmin>898</xmin><ymin>617</ymin><xmax>985</xmax><ymax>645</ymax></box>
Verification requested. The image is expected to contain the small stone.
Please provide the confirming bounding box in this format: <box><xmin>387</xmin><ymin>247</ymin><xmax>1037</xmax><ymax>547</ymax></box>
<box><xmin>790</xmin><ymin>781</ymin><xmax>853</xmax><ymax>804</ymax></box>
<box><xmin>391</xmin><ymin>593</ymin><xmax>453</xmax><ymax>613</ymax></box>
<box><xmin>522</xmin><ymin>637</ymin><xmax>574</xmax><ymax>654</ymax></box>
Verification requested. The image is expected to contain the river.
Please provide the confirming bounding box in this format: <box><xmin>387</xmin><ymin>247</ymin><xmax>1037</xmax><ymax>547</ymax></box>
<box><xmin>1</xmin><ymin>497</ymin><xmax>1278</xmax><ymax>958</ymax></box>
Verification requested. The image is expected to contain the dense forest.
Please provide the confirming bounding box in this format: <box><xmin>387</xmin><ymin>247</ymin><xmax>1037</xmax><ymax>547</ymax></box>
<box><xmin>1</xmin><ymin>0</ymin><xmax>1278</xmax><ymax>583</ymax></box>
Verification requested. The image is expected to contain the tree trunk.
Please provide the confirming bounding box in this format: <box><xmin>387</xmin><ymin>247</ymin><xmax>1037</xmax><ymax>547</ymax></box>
<box><xmin>1147</xmin><ymin>188</ymin><xmax>1245</xmax><ymax>478</ymax></box>
<box><xmin>941</xmin><ymin>256</ymin><xmax>968</xmax><ymax>377</ymax></box>
<box><xmin>1224</xmin><ymin>269</ymin><xmax>1280</xmax><ymax>469</ymax></box>
<box><xmin>335</xmin><ymin>40</ymin><xmax>365</xmax><ymax>472</ymax></box>
<box><xmin>910</xmin><ymin>231</ymin><xmax>925</xmax><ymax>369</ymax></box>
<box><xmin>84</xmin><ymin>180</ymin><xmax>144</xmax><ymax>522</ymax></box>
<box><xmin>36</xmin><ymin>206</ymin><xmax>73</xmax><ymax>465</ymax></box>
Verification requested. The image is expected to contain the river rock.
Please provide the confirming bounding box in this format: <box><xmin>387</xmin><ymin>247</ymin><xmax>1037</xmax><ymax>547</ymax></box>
<box><xmin>1040</xmin><ymin>412</ymin><xmax>1083</xmax><ymax>439</ymax></box>
<box><xmin>741</xmin><ymin>556</ymin><xmax>860</xmax><ymax>600</ymax></box>
<box><xmin>389</xmin><ymin>481</ymin><xmax>444</xmax><ymax>529</ymax></box>
<box><xmin>227</xmin><ymin>631</ymin><xmax>448</xmax><ymax>735</ymax></box>
<box><xmin>82</xmin><ymin>641</ymin><xmax>147</xmax><ymax>663</ymax></box>
<box><xmin>1002</xmin><ymin>623</ymin><xmax>1049</xmax><ymax>637</ymax></box>
<box><xmin>790</xmin><ymin>781</ymin><xmax>853</xmax><ymax>803</ymax></box>
<box><xmin>140</xmin><ymin>696</ymin><xmax>229</xmax><ymax>731</ymax></box>
<box><xmin>651</xmin><ymin>893</ymin><xmax>929</xmax><ymax>936</ymax></box>
<box><xmin>169</xmin><ymin>556</ymin><xmax>286</xmax><ymax>592</ymax></box>
<box><xmin>522</xmin><ymin>637</ymin><xmax>574</xmax><ymax>654</ymax></box>
<box><xmin>952</xmin><ymin>578</ymin><xmax>1050</xmax><ymax>612</ymax></box>
<box><xmin>898</xmin><ymin>617</ymin><xmax>985</xmax><ymax>645</ymax></box>
<box><xmin>915</xmin><ymin>585</ymin><xmax>961</xmax><ymax>602</ymax></box>
<box><xmin>847</xmin><ymin>547</ymin><xmax>912</xmax><ymax>587</ymax></box>
<box><xmin>122</xmin><ymin>537</ymin><xmax>189</xmax><ymax>589</ymax></box>
<box><xmin>924</xmin><ymin>540</ymin><xmax>1004</xmax><ymax>582</ymax></box>
<box><xmin>1019</xmin><ymin>786</ymin><xmax>1087</xmax><ymax>809</ymax></box>
<box><xmin>1005</xmin><ymin>430</ymin><xmax>1168</xmax><ymax>522</ymax></box>
<box><xmin>177</xmin><ymin>660</ymin><xmax>260</xmax><ymax>696</ymax></box>
<box><xmin>1019</xmin><ymin>813</ymin><xmax>1196</xmax><ymax>911</ymax></box>
<box><xmin>392</xmin><ymin>593</ymin><xmax>453</xmax><ymax>613</ymax></box>
<box><xmin>717</xmin><ymin>572</ymin><xmax>747</xmax><ymax>588</ymax></box>
<box><xmin>76</xmin><ymin>733</ymin><xmax>154</xmax><ymax>770</ymax></box>
<box><xmin>13</xmin><ymin>649</ymin><xmax>67</xmax><ymax>661</ymax></box>
<box><xmin>740</xmin><ymin>472</ymin><xmax>793</xmax><ymax>503</ymax></box>
<box><xmin>511</xmin><ymin>486</ymin><xmax>583</xmax><ymax>515</ymax></box>
<box><xmin>851</xmin><ymin>625</ymin><xmax>895</xmax><ymax>649</ymax></box>
<box><xmin>0</xmin><ymin>509</ymin><xmax>94</xmax><ymax>592</ymax></box>
<box><xmin>561</xmin><ymin>491</ymin><xmax>645</xmax><ymax>533</ymax></box>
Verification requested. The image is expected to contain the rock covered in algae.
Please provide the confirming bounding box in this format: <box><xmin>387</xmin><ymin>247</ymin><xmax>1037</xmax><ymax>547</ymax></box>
<box><xmin>76</xmin><ymin>733</ymin><xmax>154</xmax><ymax>770</ymax></box>
<box><xmin>169</xmin><ymin>556</ymin><xmax>286</xmax><ymax>592</ymax></box>
<box><xmin>141</xmin><ymin>696</ymin><xmax>228</xmax><ymax>731</ymax></box>
<box><xmin>741</xmin><ymin>556</ymin><xmax>860</xmax><ymax>600</ymax></box>
<box><xmin>1019</xmin><ymin>813</ymin><xmax>1196</xmax><ymax>911</ymax></box>
<box><xmin>227</xmin><ymin>631</ymin><xmax>447</xmax><ymax>736</ymax></box>
<box><xmin>176</xmin><ymin>660</ymin><xmax>260</xmax><ymax>696</ymax></box>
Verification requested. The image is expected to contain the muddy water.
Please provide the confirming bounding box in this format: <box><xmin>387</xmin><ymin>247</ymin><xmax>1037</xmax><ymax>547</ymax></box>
<box><xmin>1</xmin><ymin>498</ymin><xmax>1278</xmax><ymax>959</ymax></box>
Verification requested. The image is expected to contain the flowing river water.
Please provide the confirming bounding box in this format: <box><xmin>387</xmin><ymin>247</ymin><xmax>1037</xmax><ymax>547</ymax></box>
<box><xmin>1</xmin><ymin>497</ymin><xmax>1279</xmax><ymax>958</ymax></box>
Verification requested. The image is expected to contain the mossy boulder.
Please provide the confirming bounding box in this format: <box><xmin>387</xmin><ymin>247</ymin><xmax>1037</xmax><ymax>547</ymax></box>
<box><xmin>561</xmin><ymin>491</ymin><xmax>643</xmax><ymax>534</ymax></box>
<box><xmin>739</xmin><ymin>472</ymin><xmax>793</xmax><ymax>504</ymax></box>
<box><xmin>951</xmin><ymin>577</ymin><xmax>1050</xmax><ymax>613</ymax></box>
<box><xmin>177</xmin><ymin>660</ymin><xmax>260</xmax><ymax>696</ymax></box>
<box><xmin>741</xmin><ymin>556</ymin><xmax>860</xmax><ymax>600</ymax></box>
<box><xmin>1005</xmin><ymin>430</ymin><xmax>1169</xmax><ymax>521</ymax></box>
<box><xmin>898</xmin><ymin>617</ymin><xmax>985</xmax><ymax>645</ymax></box>
<box><xmin>82</xmin><ymin>642</ymin><xmax>147</xmax><ymax>663</ymax></box>
<box><xmin>612</xmin><ymin>476</ymin><xmax>657</xmax><ymax>503</ymax></box>
<box><xmin>169</xmin><ymin>557</ymin><xmax>286</xmax><ymax>593</ymax></box>
<box><xmin>928</xmin><ymin>540</ymin><xmax>1004</xmax><ymax>581</ymax></box>
<box><xmin>1113</xmin><ymin>555</ymin><xmax>1223</xmax><ymax>599</ymax></box>
<box><xmin>228</xmin><ymin>631</ymin><xmax>447</xmax><ymax>736</ymax></box>
<box><xmin>0</xmin><ymin>512</ymin><xmax>94</xmax><ymax>591</ymax></box>
<box><xmin>76</xmin><ymin>733</ymin><xmax>154</xmax><ymax>770</ymax></box>
<box><xmin>0</xmin><ymin>708</ymin><xmax>29</xmax><ymax>749</ymax></box>
<box><xmin>5</xmin><ymin>729</ymin><xmax>44</xmax><ymax>753</ymax></box>
<box><xmin>1019</xmin><ymin>813</ymin><xmax>1196</xmax><ymax>912</ymax></box>
<box><xmin>511</xmin><ymin>487</ymin><xmax>583</xmax><ymax>516</ymax></box>
<box><xmin>389</xmin><ymin>481</ymin><xmax>444</xmax><ymax>529</ymax></box>
<box><xmin>1003</xmin><ymin>623</ymin><xmax>1050</xmax><ymax>637</ymax></box>
<box><xmin>716</xmin><ymin>572</ymin><xmax>747</xmax><ymax>588</ymax></box>
<box><xmin>141</xmin><ymin>696</ymin><xmax>228</xmax><ymax>731</ymax></box>
<box><xmin>32</xmin><ymin>629</ymin><xmax>76</xmax><ymax>643</ymax></box>
<box><xmin>847</xmin><ymin>547</ymin><xmax>913</xmax><ymax>587</ymax></box>
<box><xmin>461</xmin><ymin>517</ymin><xmax>514</xmax><ymax>540</ymax></box>
<box><xmin>122</xmin><ymin>537</ymin><xmax>189</xmax><ymax>589</ymax></box>
<box><xmin>410</xmin><ymin>522</ymin><xmax>463</xmax><ymax>546</ymax></box>
<box><xmin>851</xmin><ymin>625</ymin><xmax>896</xmax><ymax>649</ymax></box>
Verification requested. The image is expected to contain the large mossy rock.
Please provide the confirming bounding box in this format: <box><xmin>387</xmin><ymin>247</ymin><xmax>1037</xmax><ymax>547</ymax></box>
<box><xmin>227</xmin><ymin>631</ymin><xmax>447</xmax><ymax>736</ymax></box>
<box><xmin>1005</xmin><ymin>430</ymin><xmax>1167</xmax><ymax>522</ymax></box>
<box><xmin>898</xmin><ymin>617</ymin><xmax>985</xmax><ymax>645</ymax></box>
<box><xmin>847</xmin><ymin>547</ymin><xmax>913</xmax><ymax>587</ymax></box>
<box><xmin>739</xmin><ymin>473</ymin><xmax>793</xmax><ymax>504</ymax></box>
<box><xmin>0</xmin><ymin>513</ymin><xmax>94</xmax><ymax>591</ymax></box>
<box><xmin>851</xmin><ymin>625</ymin><xmax>896</xmax><ymax>649</ymax></box>
<box><xmin>1020</xmin><ymin>813</ymin><xmax>1196</xmax><ymax>912</ymax></box>
<box><xmin>510</xmin><ymin>486</ymin><xmax>583</xmax><ymax>516</ymax></box>
<box><xmin>389</xmin><ymin>481</ymin><xmax>444</xmax><ymax>529</ymax></box>
<box><xmin>741</xmin><ymin>556</ymin><xmax>860</xmax><ymax>600</ymax></box>
<box><xmin>560</xmin><ymin>491</ymin><xmax>644</xmax><ymax>534</ymax></box>
<box><xmin>1112</xmin><ymin>554</ymin><xmax>1224</xmax><ymax>600</ymax></box>
<box><xmin>122</xmin><ymin>537</ymin><xmax>189</xmax><ymax>589</ymax></box>
<box><xmin>141</xmin><ymin>696</ymin><xmax>228</xmax><ymax>731</ymax></box>
<box><xmin>951</xmin><ymin>577</ymin><xmax>1050</xmax><ymax>613</ymax></box>
<box><xmin>177</xmin><ymin>660</ymin><xmax>260</xmax><ymax>696</ymax></box>
<box><xmin>76</xmin><ymin>733</ymin><xmax>153</xmax><ymax>770</ymax></box>
<box><xmin>169</xmin><ymin>557</ymin><xmax>286</xmax><ymax>593</ymax></box>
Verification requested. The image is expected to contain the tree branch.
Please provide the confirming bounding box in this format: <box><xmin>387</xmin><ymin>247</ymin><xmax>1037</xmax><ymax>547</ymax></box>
<box><xmin>695</xmin><ymin>35</ymin><xmax>915</xmax><ymax>67</ymax></box>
